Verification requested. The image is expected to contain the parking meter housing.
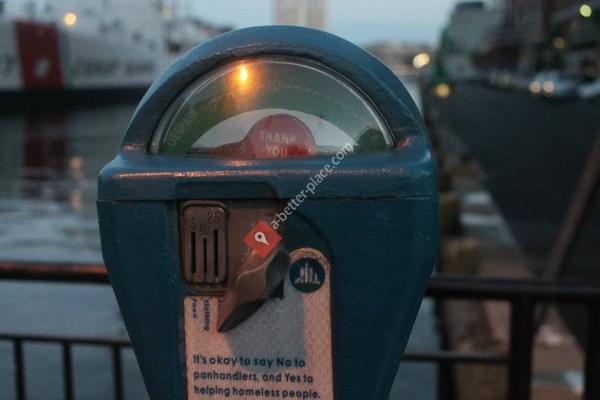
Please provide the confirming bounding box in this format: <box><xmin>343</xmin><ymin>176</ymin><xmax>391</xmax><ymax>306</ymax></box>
<box><xmin>98</xmin><ymin>26</ymin><xmax>437</xmax><ymax>399</ymax></box>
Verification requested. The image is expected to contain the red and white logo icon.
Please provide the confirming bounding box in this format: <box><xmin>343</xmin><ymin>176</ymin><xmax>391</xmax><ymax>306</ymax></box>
<box><xmin>244</xmin><ymin>220</ymin><xmax>281</xmax><ymax>258</ymax></box>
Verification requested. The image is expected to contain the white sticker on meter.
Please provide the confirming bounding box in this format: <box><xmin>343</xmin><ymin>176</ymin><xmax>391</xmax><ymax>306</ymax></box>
<box><xmin>184</xmin><ymin>248</ymin><xmax>334</xmax><ymax>400</ymax></box>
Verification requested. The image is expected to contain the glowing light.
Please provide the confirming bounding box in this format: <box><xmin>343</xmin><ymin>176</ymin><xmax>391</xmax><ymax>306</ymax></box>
<box><xmin>70</xmin><ymin>189</ymin><xmax>82</xmax><ymax>212</ymax></box>
<box><xmin>161</xmin><ymin>3</ymin><xmax>173</xmax><ymax>17</ymax></box>
<box><xmin>69</xmin><ymin>156</ymin><xmax>83</xmax><ymax>170</ymax></box>
<box><xmin>543</xmin><ymin>80</ymin><xmax>555</xmax><ymax>95</ymax></box>
<box><xmin>69</xmin><ymin>156</ymin><xmax>84</xmax><ymax>182</ymax></box>
<box><xmin>553</xmin><ymin>37</ymin><xmax>566</xmax><ymax>49</ymax></box>
<box><xmin>238</xmin><ymin>65</ymin><xmax>249</xmax><ymax>82</ymax></box>
<box><xmin>434</xmin><ymin>83</ymin><xmax>451</xmax><ymax>98</ymax></box>
<box><xmin>529</xmin><ymin>81</ymin><xmax>542</xmax><ymax>94</ymax></box>
<box><xmin>412</xmin><ymin>52</ymin><xmax>431</xmax><ymax>69</ymax></box>
<box><xmin>63</xmin><ymin>12</ymin><xmax>77</xmax><ymax>26</ymax></box>
<box><xmin>580</xmin><ymin>4</ymin><xmax>593</xmax><ymax>18</ymax></box>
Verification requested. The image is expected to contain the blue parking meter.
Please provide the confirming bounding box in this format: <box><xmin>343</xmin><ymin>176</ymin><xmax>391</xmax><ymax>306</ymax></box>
<box><xmin>98</xmin><ymin>26</ymin><xmax>437</xmax><ymax>400</ymax></box>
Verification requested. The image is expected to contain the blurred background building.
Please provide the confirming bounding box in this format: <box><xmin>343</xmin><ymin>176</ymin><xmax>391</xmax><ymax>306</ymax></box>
<box><xmin>274</xmin><ymin>0</ymin><xmax>328</xmax><ymax>30</ymax></box>
<box><xmin>438</xmin><ymin>1</ymin><xmax>503</xmax><ymax>80</ymax></box>
<box><xmin>440</xmin><ymin>0</ymin><xmax>600</xmax><ymax>82</ymax></box>
<box><xmin>0</xmin><ymin>0</ymin><xmax>230</xmax><ymax>92</ymax></box>
<box><xmin>483</xmin><ymin>0</ymin><xmax>600</xmax><ymax>80</ymax></box>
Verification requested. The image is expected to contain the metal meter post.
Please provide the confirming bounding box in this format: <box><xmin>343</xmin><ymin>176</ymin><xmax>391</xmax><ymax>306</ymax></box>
<box><xmin>98</xmin><ymin>26</ymin><xmax>437</xmax><ymax>400</ymax></box>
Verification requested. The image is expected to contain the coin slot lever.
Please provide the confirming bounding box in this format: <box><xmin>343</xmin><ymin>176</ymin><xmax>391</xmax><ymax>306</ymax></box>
<box><xmin>181</xmin><ymin>206</ymin><xmax>227</xmax><ymax>285</ymax></box>
<box><xmin>217</xmin><ymin>246</ymin><xmax>290</xmax><ymax>332</ymax></box>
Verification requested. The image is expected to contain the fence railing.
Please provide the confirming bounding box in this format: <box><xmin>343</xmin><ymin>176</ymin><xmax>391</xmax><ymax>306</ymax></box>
<box><xmin>0</xmin><ymin>332</ymin><xmax>129</xmax><ymax>400</ymax></box>
<box><xmin>2</xmin><ymin>262</ymin><xmax>600</xmax><ymax>400</ymax></box>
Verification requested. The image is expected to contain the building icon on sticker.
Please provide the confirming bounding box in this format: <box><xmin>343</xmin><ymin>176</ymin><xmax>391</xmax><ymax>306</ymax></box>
<box><xmin>295</xmin><ymin>261</ymin><xmax>323</xmax><ymax>285</ymax></box>
<box><xmin>289</xmin><ymin>257</ymin><xmax>325</xmax><ymax>293</ymax></box>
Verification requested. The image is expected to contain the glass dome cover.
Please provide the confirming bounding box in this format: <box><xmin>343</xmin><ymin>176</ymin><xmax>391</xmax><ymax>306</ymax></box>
<box><xmin>151</xmin><ymin>57</ymin><xmax>393</xmax><ymax>158</ymax></box>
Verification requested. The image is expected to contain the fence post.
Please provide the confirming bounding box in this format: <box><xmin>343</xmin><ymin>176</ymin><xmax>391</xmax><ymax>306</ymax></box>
<box><xmin>62</xmin><ymin>342</ymin><xmax>74</xmax><ymax>400</ymax></box>
<box><xmin>14</xmin><ymin>339</ymin><xmax>26</xmax><ymax>400</ymax></box>
<box><xmin>508</xmin><ymin>297</ymin><xmax>535</xmax><ymax>400</ymax></box>
<box><xmin>585</xmin><ymin>302</ymin><xmax>600</xmax><ymax>400</ymax></box>
<box><xmin>112</xmin><ymin>345</ymin><xmax>124</xmax><ymax>400</ymax></box>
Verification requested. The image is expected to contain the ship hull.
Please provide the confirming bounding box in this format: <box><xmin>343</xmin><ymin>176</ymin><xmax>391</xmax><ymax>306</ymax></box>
<box><xmin>0</xmin><ymin>20</ymin><xmax>166</xmax><ymax>93</ymax></box>
<box><xmin>0</xmin><ymin>21</ymin><xmax>21</xmax><ymax>91</ymax></box>
<box><xmin>434</xmin><ymin>83</ymin><xmax>600</xmax><ymax>274</ymax></box>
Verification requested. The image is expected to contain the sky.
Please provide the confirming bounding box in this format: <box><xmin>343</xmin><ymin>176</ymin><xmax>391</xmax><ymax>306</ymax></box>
<box><xmin>192</xmin><ymin>0</ymin><xmax>463</xmax><ymax>46</ymax></box>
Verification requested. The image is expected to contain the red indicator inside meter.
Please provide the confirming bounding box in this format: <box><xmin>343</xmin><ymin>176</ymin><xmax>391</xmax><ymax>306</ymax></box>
<box><xmin>212</xmin><ymin>114</ymin><xmax>317</xmax><ymax>159</ymax></box>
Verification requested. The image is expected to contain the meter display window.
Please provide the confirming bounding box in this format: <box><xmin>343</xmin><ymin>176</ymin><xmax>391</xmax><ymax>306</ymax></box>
<box><xmin>151</xmin><ymin>58</ymin><xmax>393</xmax><ymax>158</ymax></box>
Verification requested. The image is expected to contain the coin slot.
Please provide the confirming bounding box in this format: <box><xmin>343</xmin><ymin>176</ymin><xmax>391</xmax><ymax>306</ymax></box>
<box><xmin>181</xmin><ymin>205</ymin><xmax>227</xmax><ymax>285</ymax></box>
<box><xmin>213</xmin><ymin>230</ymin><xmax>219</xmax><ymax>281</ymax></box>
<box><xmin>190</xmin><ymin>231</ymin><xmax>197</xmax><ymax>275</ymax></box>
<box><xmin>202</xmin><ymin>237</ymin><xmax>208</xmax><ymax>280</ymax></box>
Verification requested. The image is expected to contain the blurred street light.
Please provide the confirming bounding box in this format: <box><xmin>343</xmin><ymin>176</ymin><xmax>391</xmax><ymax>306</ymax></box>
<box><xmin>529</xmin><ymin>81</ymin><xmax>542</xmax><ymax>94</ymax></box>
<box><xmin>434</xmin><ymin>83</ymin><xmax>451</xmax><ymax>98</ymax></box>
<box><xmin>63</xmin><ymin>12</ymin><xmax>77</xmax><ymax>27</ymax></box>
<box><xmin>580</xmin><ymin>4</ymin><xmax>593</xmax><ymax>18</ymax></box>
<box><xmin>543</xmin><ymin>81</ymin><xmax>555</xmax><ymax>95</ymax></box>
<box><xmin>553</xmin><ymin>37</ymin><xmax>566</xmax><ymax>50</ymax></box>
<box><xmin>412</xmin><ymin>52</ymin><xmax>431</xmax><ymax>69</ymax></box>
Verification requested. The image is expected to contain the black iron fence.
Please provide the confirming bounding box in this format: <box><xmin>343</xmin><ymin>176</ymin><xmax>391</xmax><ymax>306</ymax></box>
<box><xmin>0</xmin><ymin>332</ymin><xmax>129</xmax><ymax>400</ymax></box>
<box><xmin>1</xmin><ymin>262</ymin><xmax>600</xmax><ymax>400</ymax></box>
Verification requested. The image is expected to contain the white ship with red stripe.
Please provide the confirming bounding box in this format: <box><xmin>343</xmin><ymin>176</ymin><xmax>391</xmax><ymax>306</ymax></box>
<box><xmin>0</xmin><ymin>0</ymin><xmax>229</xmax><ymax>92</ymax></box>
